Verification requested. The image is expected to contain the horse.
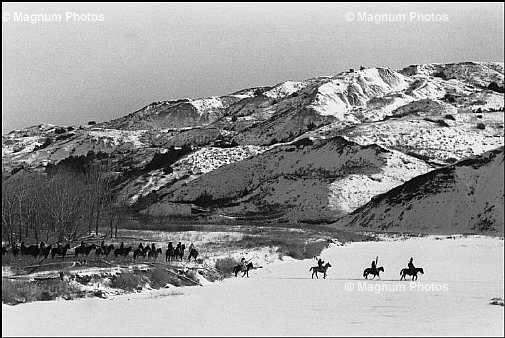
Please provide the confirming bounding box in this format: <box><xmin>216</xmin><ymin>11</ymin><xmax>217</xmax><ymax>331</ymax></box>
<box><xmin>174</xmin><ymin>247</ymin><xmax>185</xmax><ymax>261</ymax></box>
<box><xmin>188</xmin><ymin>248</ymin><xmax>198</xmax><ymax>261</ymax></box>
<box><xmin>310</xmin><ymin>262</ymin><xmax>332</xmax><ymax>279</ymax></box>
<box><xmin>363</xmin><ymin>266</ymin><xmax>384</xmax><ymax>279</ymax></box>
<box><xmin>165</xmin><ymin>247</ymin><xmax>175</xmax><ymax>262</ymax></box>
<box><xmin>39</xmin><ymin>244</ymin><xmax>52</xmax><ymax>259</ymax></box>
<box><xmin>233</xmin><ymin>262</ymin><xmax>254</xmax><ymax>278</ymax></box>
<box><xmin>400</xmin><ymin>267</ymin><xmax>424</xmax><ymax>281</ymax></box>
<box><xmin>75</xmin><ymin>244</ymin><xmax>97</xmax><ymax>258</ymax></box>
<box><xmin>114</xmin><ymin>246</ymin><xmax>132</xmax><ymax>258</ymax></box>
<box><xmin>149</xmin><ymin>243</ymin><xmax>157</xmax><ymax>252</ymax></box>
<box><xmin>11</xmin><ymin>243</ymin><xmax>20</xmax><ymax>257</ymax></box>
<box><xmin>173</xmin><ymin>244</ymin><xmax>186</xmax><ymax>260</ymax></box>
<box><xmin>21</xmin><ymin>242</ymin><xmax>40</xmax><ymax>257</ymax></box>
<box><xmin>133</xmin><ymin>246</ymin><xmax>150</xmax><ymax>260</ymax></box>
<box><xmin>148</xmin><ymin>248</ymin><xmax>162</xmax><ymax>260</ymax></box>
<box><xmin>96</xmin><ymin>244</ymin><xmax>114</xmax><ymax>258</ymax></box>
<box><xmin>51</xmin><ymin>244</ymin><xmax>71</xmax><ymax>259</ymax></box>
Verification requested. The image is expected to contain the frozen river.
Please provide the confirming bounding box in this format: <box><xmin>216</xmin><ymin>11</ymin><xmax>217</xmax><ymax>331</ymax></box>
<box><xmin>2</xmin><ymin>235</ymin><xmax>504</xmax><ymax>336</ymax></box>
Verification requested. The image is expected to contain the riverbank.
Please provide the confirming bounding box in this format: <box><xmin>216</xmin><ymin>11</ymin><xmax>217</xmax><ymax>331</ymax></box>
<box><xmin>3</xmin><ymin>234</ymin><xmax>503</xmax><ymax>336</ymax></box>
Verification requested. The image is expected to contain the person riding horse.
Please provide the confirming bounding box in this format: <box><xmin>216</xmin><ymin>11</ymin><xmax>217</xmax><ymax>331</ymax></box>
<box><xmin>189</xmin><ymin>243</ymin><xmax>195</xmax><ymax>253</ymax></box>
<box><xmin>371</xmin><ymin>256</ymin><xmax>378</xmax><ymax>274</ymax></box>
<box><xmin>316</xmin><ymin>257</ymin><xmax>325</xmax><ymax>270</ymax></box>
<box><xmin>101</xmin><ymin>240</ymin><xmax>106</xmax><ymax>251</ymax></box>
<box><xmin>240</xmin><ymin>257</ymin><xmax>249</xmax><ymax>271</ymax></box>
<box><xmin>408</xmin><ymin>257</ymin><xmax>415</xmax><ymax>274</ymax></box>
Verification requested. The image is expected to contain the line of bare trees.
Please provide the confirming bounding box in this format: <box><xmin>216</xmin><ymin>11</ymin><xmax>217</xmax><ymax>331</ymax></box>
<box><xmin>2</xmin><ymin>162</ymin><xmax>129</xmax><ymax>244</ymax></box>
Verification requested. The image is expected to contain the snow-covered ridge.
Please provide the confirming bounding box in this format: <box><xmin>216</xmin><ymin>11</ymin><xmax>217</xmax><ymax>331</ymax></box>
<box><xmin>333</xmin><ymin>147</ymin><xmax>504</xmax><ymax>234</ymax></box>
<box><xmin>2</xmin><ymin>61</ymin><xmax>504</xmax><ymax>225</ymax></box>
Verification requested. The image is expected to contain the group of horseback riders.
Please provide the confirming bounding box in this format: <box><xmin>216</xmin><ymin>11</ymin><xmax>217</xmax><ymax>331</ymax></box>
<box><xmin>314</xmin><ymin>255</ymin><xmax>418</xmax><ymax>275</ymax></box>
<box><xmin>367</xmin><ymin>256</ymin><xmax>416</xmax><ymax>274</ymax></box>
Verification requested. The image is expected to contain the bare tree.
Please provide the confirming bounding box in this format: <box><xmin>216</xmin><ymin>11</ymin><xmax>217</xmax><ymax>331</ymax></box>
<box><xmin>2</xmin><ymin>157</ymin><xmax>131</xmax><ymax>244</ymax></box>
<box><xmin>2</xmin><ymin>177</ymin><xmax>17</xmax><ymax>243</ymax></box>
<box><xmin>44</xmin><ymin>173</ymin><xmax>87</xmax><ymax>241</ymax></box>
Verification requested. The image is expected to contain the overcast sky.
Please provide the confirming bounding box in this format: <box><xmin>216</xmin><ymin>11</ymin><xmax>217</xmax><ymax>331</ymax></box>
<box><xmin>2</xmin><ymin>2</ymin><xmax>504</xmax><ymax>133</ymax></box>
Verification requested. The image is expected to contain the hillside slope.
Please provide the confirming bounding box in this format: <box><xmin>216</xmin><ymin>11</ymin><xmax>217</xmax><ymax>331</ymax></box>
<box><xmin>332</xmin><ymin>147</ymin><xmax>504</xmax><ymax>234</ymax></box>
<box><xmin>151</xmin><ymin>137</ymin><xmax>433</xmax><ymax>221</ymax></box>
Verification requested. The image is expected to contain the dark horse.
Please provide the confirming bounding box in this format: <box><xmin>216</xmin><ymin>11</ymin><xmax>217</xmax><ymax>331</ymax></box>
<box><xmin>21</xmin><ymin>242</ymin><xmax>41</xmax><ymax>257</ymax></box>
<box><xmin>188</xmin><ymin>248</ymin><xmax>198</xmax><ymax>262</ymax></box>
<box><xmin>233</xmin><ymin>262</ymin><xmax>254</xmax><ymax>278</ymax></box>
<box><xmin>148</xmin><ymin>248</ymin><xmax>162</xmax><ymax>260</ymax></box>
<box><xmin>75</xmin><ymin>244</ymin><xmax>97</xmax><ymax>258</ymax></box>
<box><xmin>363</xmin><ymin>266</ymin><xmax>385</xmax><ymax>279</ymax></box>
<box><xmin>11</xmin><ymin>243</ymin><xmax>20</xmax><ymax>257</ymax></box>
<box><xmin>400</xmin><ymin>267</ymin><xmax>424</xmax><ymax>281</ymax></box>
<box><xmin>133</xmin><ymin>246</ymin><xmax>150</xmax><ymax>260</ymax></box>
<box><xmin>95</xmin><ymin>244</ymin><xmax>114</xmax><ymax>258</ymax></box>
<box><xmin>114</xmin><ymin>246</ymin><xmax>132</xmax><ymax>258</ymax></box>
<box><xmin>174</xmin><ymin>244</ymin><xmax>186</xmax><ymax>261</ymax></box>
<box><xmin>51</xmin><ymin>244</ymin><xmax>71</xmax><ymax>259</ymax></box>
<box><xmin>165</xmin><ymin>246</ymin><xmax>175</xmax><ymax>262</ymax></box>
<box><xmin>174</xmin><ymin>246</ymin><xmax>185</xmax><ymax>261</ymax></box>
<box><xmin>310</xmin><ymin>262</ymin><xmax>332</xmax><ymax>279</ymax></box>
<box><xmin>40</xmin><ymin>244</ymin><xmax>52</xmax><ymax>259</ymax></box>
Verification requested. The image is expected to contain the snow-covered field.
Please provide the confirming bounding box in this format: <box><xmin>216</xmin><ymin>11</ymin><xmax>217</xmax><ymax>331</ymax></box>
<box><xmin>2</xmin><ymin>235</ymin><xmax>503</xmax><ymax>336</ymax></box>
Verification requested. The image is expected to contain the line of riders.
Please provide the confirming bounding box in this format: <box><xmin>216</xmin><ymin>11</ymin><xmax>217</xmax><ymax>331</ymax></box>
<box><xmin>2</xmin><ymin>240</ymin><xmax>200</xmax><ymax>262</ymax></box>
<box><xmin>3</xmin><ymin>241</ymin><xmax>423</xmax><ymax>280</ymax></box>
<box><xmin>312</xmin><ymin>256</ymin><xmax>424</xmax><ymax>281</ymax></box>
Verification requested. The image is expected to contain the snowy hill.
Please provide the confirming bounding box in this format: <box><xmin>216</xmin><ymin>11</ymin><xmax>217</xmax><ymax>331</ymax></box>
<box><xmin>332</xmin><ymin>147</ymin><xmax>504</xmax><ymax>234</ymax></box>
<box><xmin>2</xmin><ymin>61</ymin><xmax>504</xmax><ymax>228</ymax></box>
<box><xmin>151</xmin><ymin>137</ymin><xmax>433</xmax><ymax>221</ymax></box>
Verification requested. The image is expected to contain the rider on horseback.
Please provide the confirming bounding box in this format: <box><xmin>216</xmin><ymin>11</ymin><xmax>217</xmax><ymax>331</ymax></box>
<box><xmin>371</xmin><ymin>256</ymin><xmax>378</xmax><ymax>274</ymax></box>
<box><xmin>189</xmin><ymin>243</ymin><xmax>194</xmax><ymax>252</ymax></box>
<box><xmin>408</xmin><ymin>257</ymin><xmax>415</xmax><ymax>273</ymax></box>
<box><xmin>316</xmin><ymin>256</ymin><xmax>324</xmax><ymax>270</ymax></box>
<box><xmin>240</xmin><ymin>257</ymin><xmax>248</xmax><ymax>271</ymax></box>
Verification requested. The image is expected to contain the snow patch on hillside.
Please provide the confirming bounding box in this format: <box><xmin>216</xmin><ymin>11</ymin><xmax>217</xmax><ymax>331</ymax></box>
<box><xmin>263</xmin><ymin>81</ymin><xmax>308</xmax><ymax>99</ymax></box>
<box><xmin>189</xmin><ymin>97</ymin><xmax>224</xmax><ymax>112</ymax></box>
<box><xmin>127</xmin><ymin>145</ymin><xmax>267</xmax><ymax>203</ymax></box>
